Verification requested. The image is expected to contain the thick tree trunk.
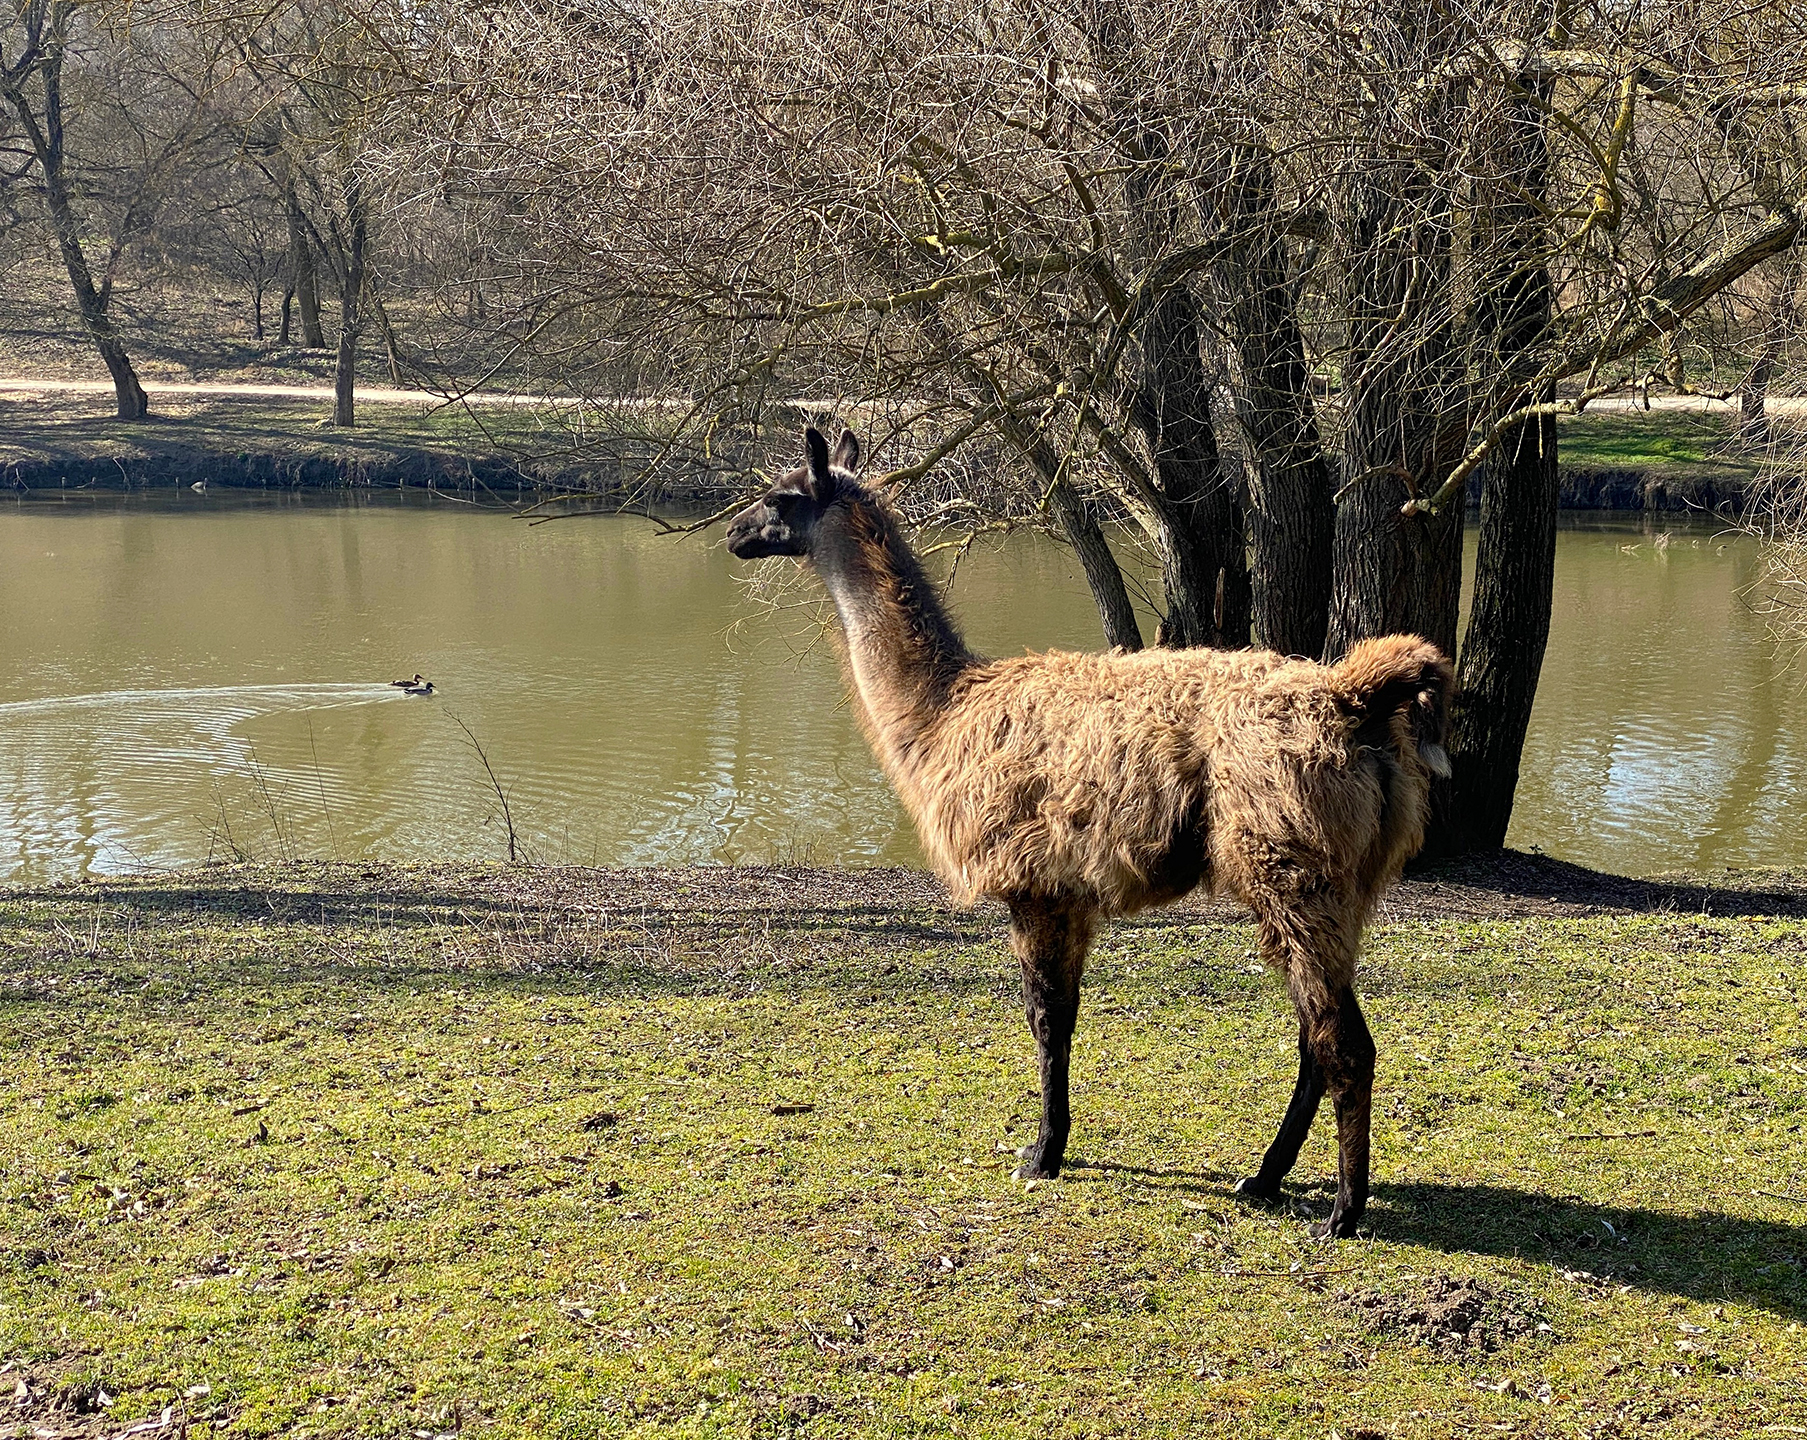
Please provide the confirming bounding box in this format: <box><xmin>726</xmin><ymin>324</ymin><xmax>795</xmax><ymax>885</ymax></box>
<box><xmin>1217</xmin><ymin>156</ymin><xmax>1334</xmax><ymax>658</ymax></box>
<box><xmin>333</xmin><ymin>325</ymin><xmax>358</xmax><ymax>426</ymax></box>
<box><xmin>1738</xmin><ymin>255</ymin><xmax>1798</xmax><ymax>448</ymax></box>
<box><xmin>1133</xmin><ymin>288</ymin><xmax>1251</xmax><ymax>650</ymax></box>
<box><xmin>1090</xmin><ymin>7</ymin><xmax>1250</xmax><ymax>652</ymax></box>
<box><xmin>1437</xmin><ymin>62</ymin><xmax>1558</xmax><ymax>855</ymax></box>
<box><xmin>1444</xmin><ymin>405</ymin><xmax>1558</xmax><ymax>850</ymax></box>
<box><xmin>1326</xmin><ymin>168</ymin><xmax>1466</xmax><ymax>664</ymax></box>
<box><xmin>284</xmin><ymin>183</ymin><xmax>325</xmax><ymax>348</ymax></box>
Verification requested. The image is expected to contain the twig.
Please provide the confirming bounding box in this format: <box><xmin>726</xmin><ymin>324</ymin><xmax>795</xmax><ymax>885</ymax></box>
<box><xmin>1562</xmin><ymin>1129</ymin><xmax>1658</xmax><ymax>1141</ymax></box>
<box><xmin>447</xmin><ymin>712</ymin><xmax>521</xmax><ymax>863</ymax></box>
<box><xmin>1754</xmin><ymin>1190</ymin><xmax>1807</xmax><ymax>1204</ymax></box>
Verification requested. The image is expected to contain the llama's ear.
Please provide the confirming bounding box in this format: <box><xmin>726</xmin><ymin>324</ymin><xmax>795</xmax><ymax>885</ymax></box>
<box><xmin>831</xmin><ymin>428</ymin><xmax>861</xmax><ymax>472</ymax></box>
<box><xmin>802</xmin><ymin>426</ymin><xmax>834</xmax><ymax>500</ymax></box>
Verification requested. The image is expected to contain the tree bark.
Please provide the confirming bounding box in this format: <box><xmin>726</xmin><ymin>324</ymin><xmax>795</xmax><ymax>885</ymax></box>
<box><xmin>1325</xmin><ymin>158</ymin><xmax>1466</xmax><ymax>663</ymax></box>
<box><xmin>1047</xmin><ymin>476</ymin><xmax>1144</xmax><ymax>651</ymax></box>
<box><xmin>1132</xmin><ymin>287</ymin><xmax>1251</xmax><ymax>650</ymax></box>
<box><xmin>284</xmin><ymin>179</ymin><xmax>325</xmax><ymax>348</ymax></box>
<box><xmin>1439</xmin><ymin>61</ymin><xmax>1559</xmax><ymax>854</ymax></box>
<box><xmin>1216</xmin><ymin>153</ymin><xmax>1334</xmax><ymax>659</ymax></box>
<box><xmin>1444</xmin><ymin>405</ymin><xmax>1558</xmax><ymax>851</ymax></box>
<box><xmin>1739</xmin><ymin>253</ymin><xmax>1799</xmax><ymax>448</ymax></box>
<box><xmin>331</xmin><ymin>173</ymin><xmax>367</xmax><ymax>427</ymax></box>
<box><xmin>1090</xmin><ymin>4</ymin><xmax>1249</xmax><ymax>651</ymax></box>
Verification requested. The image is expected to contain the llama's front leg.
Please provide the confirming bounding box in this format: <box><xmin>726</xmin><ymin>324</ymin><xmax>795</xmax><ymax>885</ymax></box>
<box><xmin>1235</xmin><ymin>1016</ymin><xmax>1326</xmax><ymax>1204</ymax></box>
<box><xmin>1007</xmin><ymin>899</ymin><xmax>1092</xmax><ymax>1181</ymax></box>
<box><xmin>1308</xmin><ymin>985</ymin><xmax>1376</xmax><ymax>1239</ymax></box>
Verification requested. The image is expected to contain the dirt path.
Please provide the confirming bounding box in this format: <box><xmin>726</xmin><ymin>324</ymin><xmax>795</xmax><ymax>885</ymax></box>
<box><xmin>0</xmin><ymin>376</ymin><xmax>569</xmax><ymax>408</ymax></box>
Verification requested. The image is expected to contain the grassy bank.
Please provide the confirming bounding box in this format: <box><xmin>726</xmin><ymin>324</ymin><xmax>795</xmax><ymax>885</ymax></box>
<box><xmin>2</xmin><ymin>861</ymin><xmax>1803</xmax><ymax>1438</ymax></box>
<box><xmin>2</xmin><ymin>384</ymin><xmax>1788</xmax><ymax>513</ymax></box>
<box><xmin>0</xmin><ymin>391</ymin><xmax>708</xmax><ymax>503</ymax></box>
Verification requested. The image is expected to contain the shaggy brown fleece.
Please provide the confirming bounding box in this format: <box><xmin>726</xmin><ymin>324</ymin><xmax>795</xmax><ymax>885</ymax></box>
<box><xmin>726</xmin><ymin>427</ymin><xmax>1452</xmax><ymax>1238</ymax></box>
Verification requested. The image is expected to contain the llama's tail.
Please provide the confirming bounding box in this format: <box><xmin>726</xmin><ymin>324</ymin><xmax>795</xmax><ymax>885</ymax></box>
<box><xmin>1330</xmin><ymin>634</ymin><xmax>1454</xmax><ymax>778</ymax></box>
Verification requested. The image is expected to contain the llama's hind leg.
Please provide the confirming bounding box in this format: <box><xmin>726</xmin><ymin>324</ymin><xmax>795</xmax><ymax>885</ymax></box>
<box><xmin>1234</xmin><ymin>1016</ymin><xmax>1326</xmax><ymax>1204</ymax></box>
<box><xmin>1307</xmin><ymin>984</ymin><xmax>1376</xmax><ymax>1239</ymax></box>
<box><xmin>1006</xmin><ymin>897</ymin><xmax>1093</xmax><ymax>1181</ymax></box>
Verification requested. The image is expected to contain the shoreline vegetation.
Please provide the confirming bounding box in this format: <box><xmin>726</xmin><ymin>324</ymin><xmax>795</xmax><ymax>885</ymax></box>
<box><xmin>0</xmin><ymin>386</ymin><xmax>1778</xmax><ymax>513</ymax></box>
<box><xmin>2</xmin><ymin>853</ymin><xmax>1803</xmax><ymax>1437</ymax></box>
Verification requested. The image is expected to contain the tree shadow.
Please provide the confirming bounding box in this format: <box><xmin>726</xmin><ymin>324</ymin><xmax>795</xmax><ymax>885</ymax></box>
<box><xmin>1370</xmin><ymin>1180</ymin><xmax>1805</xmax><ymax>1319</ymax></box>
<box><xmin>1403</xmin><ymin>849</ymin><xmax>1807</xmax><ymax>918</ymax></box>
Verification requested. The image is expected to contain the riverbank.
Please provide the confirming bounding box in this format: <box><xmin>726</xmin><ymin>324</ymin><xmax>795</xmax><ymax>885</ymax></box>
<box><xmin>2</xmin><ymin>386</ymin><xmax>1786</xmax><ymax>512</ymax></box>
<box><xmin>0</xmin><ymin>389</ymin><xmax>723</xmax><ymax>507</ymax></box>
<box><xmin>2</xmin><ymin>856</ymin><xmax>1802</xmax><ymax>1438</ymax></box>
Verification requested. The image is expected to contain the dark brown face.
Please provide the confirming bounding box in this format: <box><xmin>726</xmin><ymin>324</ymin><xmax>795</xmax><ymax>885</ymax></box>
<box><xmin>724</xmin><ymin>470</ymin><xmax>823</xmax><ymax>559</ymax></box>
<box><xmin>724</xmin><ymin>426</ymin><xmax>860</xmax><ymax>559</ymax></box>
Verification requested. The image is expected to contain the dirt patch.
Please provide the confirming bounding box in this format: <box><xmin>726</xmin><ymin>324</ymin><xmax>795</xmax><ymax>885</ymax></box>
<box><xmin>1342</xmin><ymin>1275</ymin><xmax>1548</xmax><ymax>1354</ymax></box>
<box><xmin>3</xmin><ymin>1363</ymin><xmax>145</xmax><ymax>1440</ymax></box>
<box><xmin>16</xmin><ymin>850</ymin><xmax>1807</xmax><ymax>939</ymax></box>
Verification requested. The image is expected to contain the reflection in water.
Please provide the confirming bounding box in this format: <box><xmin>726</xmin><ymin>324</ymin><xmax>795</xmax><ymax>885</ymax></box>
<box><xmin>0</xmin><ymin>494</ymin><xmax>1800</xmax><ymax>880</ymax></box>
<box><xmin>1507</xmin><ymin>517</ymin><xmax>1805</xmax><ymax>874</ymax></box>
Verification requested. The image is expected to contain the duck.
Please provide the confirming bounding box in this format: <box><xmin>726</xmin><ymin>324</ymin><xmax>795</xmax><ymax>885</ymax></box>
<box><xmin>402</xmin><ymin>680</ymin><xmax>436</xmax><ymax>697</ymax></box>
<box><xmin>389</xmin><ymin>673</ymin><xmax>426</xmax><ymax>688</ymax></box>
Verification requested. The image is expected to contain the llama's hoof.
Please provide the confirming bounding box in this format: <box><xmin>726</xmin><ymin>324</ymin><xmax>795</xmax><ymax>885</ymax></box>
<box><xmin>1310</xmin><ymin>1208</ymin><xmax>1364</xmax><ymax>1240</ymax></box>
<box><xmin>1011</xmin><ymin>1145</ymin><xmax>1061</xmax><ymax>1181</ymax></box>
<box><xmin>1234</xmin><ymin>1176</ymin><xmax>1282</xmax><ymax>1206</ymax></box>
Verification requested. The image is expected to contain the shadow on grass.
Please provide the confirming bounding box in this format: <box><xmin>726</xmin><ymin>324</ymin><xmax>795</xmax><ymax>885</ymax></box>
<box><xmin>1029</xmin><ymin>1161</ymin><xmax>1806</xmax><ymax>1320</ymax></box>
<box><xmin>1409</xmin><ymin>850</ymin><xmax>1807</xmax><ymax>918</ymax></box>
<box><xmin>1372</xmin><ymin>1179</ymin><xmax>1807</xmax><ymax>1321</ymax></box>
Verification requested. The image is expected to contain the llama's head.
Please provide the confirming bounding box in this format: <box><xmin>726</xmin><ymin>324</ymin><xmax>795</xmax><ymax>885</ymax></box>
<box><xmin>725</xmin><ymin>426</ymin><xmax>861</xmax><ymax>559</ymax></box>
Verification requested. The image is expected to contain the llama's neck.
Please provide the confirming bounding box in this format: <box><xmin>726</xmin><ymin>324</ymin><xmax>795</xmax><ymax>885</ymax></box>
<box><xmin>809</xmin><ymin>492</ymin><xmax>974</xmax><ymax>759</ymax></box>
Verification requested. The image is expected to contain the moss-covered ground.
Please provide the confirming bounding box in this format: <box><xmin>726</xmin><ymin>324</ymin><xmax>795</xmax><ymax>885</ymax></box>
<box><xmin>1</xmin><ymin>864</ymin><xmax>1803</xmax><ymax>1438</ymax></box>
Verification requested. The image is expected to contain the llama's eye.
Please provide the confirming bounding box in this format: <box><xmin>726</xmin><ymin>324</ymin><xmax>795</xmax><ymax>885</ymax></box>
<box><xmin>770</xmin><ymin>491</ymin><xmax>804</xmax><ymax>514</ymax></box>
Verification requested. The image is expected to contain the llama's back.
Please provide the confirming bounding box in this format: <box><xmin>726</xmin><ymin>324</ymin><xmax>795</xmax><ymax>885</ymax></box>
<box><xmin>893</xmin><ymin>640</ymin><xmax>1443</xmax><ymax>917</ymax></box>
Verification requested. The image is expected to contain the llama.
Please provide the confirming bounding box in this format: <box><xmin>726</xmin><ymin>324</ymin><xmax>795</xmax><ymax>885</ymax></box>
<box><xmin>726</xmin><ymin>427</ymin><xmax>1452</xmax><ymax>1237</ymax></box>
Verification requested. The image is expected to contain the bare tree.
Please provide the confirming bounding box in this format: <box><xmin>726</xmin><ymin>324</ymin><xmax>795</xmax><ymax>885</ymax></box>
<box><xmin>2</xmin><ymin>0</ymin><xmax>149</xmax><ymax>414</ymax></box>
<box><xmin>387</xmin><ymin>0</ymin><xmax>1807</xmax><ymax>850</ymax></box>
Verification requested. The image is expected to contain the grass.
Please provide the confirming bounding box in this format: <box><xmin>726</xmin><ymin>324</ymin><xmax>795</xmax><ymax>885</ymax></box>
<box><xmin>1556</xmin><ymin>411</ymin><xmax>1758</xmax><ymax>476</ymax></box>
<box><xmin>0</xmin><ymin>391</ymin><xmax>619</xmax><ymax>473</ymax></box>
<box><xmin>1</xmin><ymin>865</ymin><xmax>1804</xmax><ymax>1438</ymax></box>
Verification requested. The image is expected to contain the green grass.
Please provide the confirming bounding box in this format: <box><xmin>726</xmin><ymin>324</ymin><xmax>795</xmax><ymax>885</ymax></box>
<box><xmin>0</xmin><ymin>391</ymin><xmax>626</xmax><ymax>472</ymax></box>
<box><xmin>2</xmin><ymin>867</ymin><xmax>1804</xmax><ymax>1437</ymax></box>
<box><xmin>1557</xmin><ymin>411</ymin><xmax>1748</xmax><ymax>474</ymax></box>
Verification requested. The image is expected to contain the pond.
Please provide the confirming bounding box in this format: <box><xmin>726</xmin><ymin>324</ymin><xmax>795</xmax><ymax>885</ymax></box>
<box><xmin>1</xmin><ymin>492</ymin><xmax>1800</xmax><ymax>882</ymax></box>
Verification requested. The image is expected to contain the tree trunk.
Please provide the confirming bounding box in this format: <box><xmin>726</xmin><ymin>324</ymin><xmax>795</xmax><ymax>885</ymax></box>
<box><xmin>1133</xmin><ymin>288</ymin><xmax>1251</xmax><ymax>650</ymax></box>
<box><xmin>1089</xmin><ymin>6</ymin><xmax>1249</xmax><ymax>651</ymax></box>
<box><xmin>331</xmin><ymin>174</ymin><xmax>367</xmax><ymax>427</ymax></box>
<box><xmin>1739</xmin><ymin>355</ymin><xmax>1772</xmax><ymax>448</ymax></box>
<box><xmin>1325</xmin><ymin>160</ymin><xmax>1466</xmax><ymax>664</ymax></box>
<box><xmin>5</xmin><ymin>50</ymin><xmax>148</xmax><ymax>419</ymax></box>
<box><xmin>1444</xmin><ymin>406</ymin><xmax>1558</xmax><ymax>851</ymax></box>
<box><xmin>284</xmin><ymin>181</ymin><xmax>325</xmax><ymax>349</ymax></box>
<box><xmin>1437</xmin><ymin>60</ymin><xmax>1558</xmax><ymax>855</ymax></box>
<box><xmin>1738</xmin><ymin>254</ymin><xmax>1798</xmax><ymax>448</ymax></box>
<box><xmin>279</xmin><ymin>284</ymin><xmax>294</xmax><ymax>344</ymax></box>
<box><xmin>333</xmin><ymin>324</ymin><xmax>358</xmax><ymax>426</ymax></box>
<box><xmin>1048</xmin><ymin>476</ymin><xmax>1144</xmax><ymax>651</ymax></box>
<box><xmin>1217</xmin><ymin>154</ymin><xmax>1334</xmax><ymax>659</ymax></box>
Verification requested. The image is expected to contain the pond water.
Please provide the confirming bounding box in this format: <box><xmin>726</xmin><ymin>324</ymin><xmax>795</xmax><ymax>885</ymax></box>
<box><xmin>1</xmin><ymin>492</ymin><xmax>1800</xmax><ymax>882</ymax></box>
